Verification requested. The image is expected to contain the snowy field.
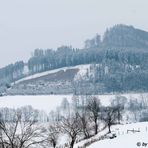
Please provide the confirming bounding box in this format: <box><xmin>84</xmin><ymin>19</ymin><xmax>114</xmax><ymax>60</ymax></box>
<box><xmin>88</xmin><ymin>122</ymin><xmax>148</xmax><ymax>148</ymax></box>
<box><xmin>0</xmin><ymin>93</ymin><xmax>147</xmax><ymax>113</ymax></box>
<box><xmin>0</xmin><ymin>94</ymin><xmax>148</xmax><ymax>148</ymax></box>
<box><xmin>0</xmin><ymin>95</ymin><xmax>72</xmax><ymax>112</ymax></box>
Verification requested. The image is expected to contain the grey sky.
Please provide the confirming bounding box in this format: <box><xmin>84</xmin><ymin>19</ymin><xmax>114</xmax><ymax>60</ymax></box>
<box><xmin>0</xmin><ymin>0</ymin><xmax>148</xmax><ymax>68</ymax></box>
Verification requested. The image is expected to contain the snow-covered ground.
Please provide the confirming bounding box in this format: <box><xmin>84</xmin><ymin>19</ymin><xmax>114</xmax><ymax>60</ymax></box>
<box><xmin>0</xmin><ymin>94</ymin><xmax>148</xmax><ymax>148</ymax></box>
<box><xmin>88</xmin><ymin>122</ymin><xmax>148</xmax><ymax>148</ymax></box>
<box><xmin>0</xmin><ymin>93</ymin><xmax>147</xmax><ymax>112</ymax></box>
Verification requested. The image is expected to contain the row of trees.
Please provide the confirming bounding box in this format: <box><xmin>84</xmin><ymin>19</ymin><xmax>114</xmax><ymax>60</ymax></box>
<box><xmin>27</xmin><ymin>24</ymin><xmax>148</xmax><ymax>75</ymax></box>
<box><xmin>0</xmin><ymin>61</ymin><xmax>24</xmax><ymax>85</ymax></box>
<box><xmin>0</xmin><ymin>106</ymin><xmax>49</xmax><ymax>123</ymax></box>
<box><xmin>47</xmin><ymin>96</ymin><xmax>126</xmax><ymax>148</ymax></box>
<box><xmin>28</xmin><ymin>47</ymin><xmax>148</xmax><ymax>74</ymax></box>
<box><xmin>0</xmin><ymin>96</ymin><xmax>125</xmax><ymax>148</ymax></box>
<box><xmin>48</xmin><ymin>94</ymin><xmax>148</xmax><ymax>147</ymax></box>
<box><xmin>1</xmin><ymin>94</ymin><xmax>148</xmax><ymax>148</ymax></box>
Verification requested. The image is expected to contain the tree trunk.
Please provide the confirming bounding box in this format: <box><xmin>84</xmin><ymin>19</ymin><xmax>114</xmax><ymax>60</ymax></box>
<box><xmin>84</xmin><ymin>130</ymin><xmax>90</xmax><ymax>139</ymax></box>
<box><xmin>70</xmin><ymin>138</ymin><xmax>75</xmax><ymax>148</ymax></box>
<box><xmin>118</xmin><ymin>110</ymin><xmax>120</xmax><ymax>124</ymax></box>
<box><xmin>95</xmin><ymin>120</ymin><xmax>98</xmax><ymax>135</ymax></box>
<box><xmin>108</xmin><ymin>124</ymin><xmax>111</xmax><ymax>133</ymax></box>
<box><xmin>53</xmin><ymin>143</ymin><xmax>56</xmax><ymax>148</ymax></box>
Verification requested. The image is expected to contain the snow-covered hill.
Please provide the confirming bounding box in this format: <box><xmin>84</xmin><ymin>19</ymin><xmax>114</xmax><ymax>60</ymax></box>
<box><xmin>88</xmin><ymin>122</ymin><xmax>148</xmax><ymax>148</ymax></box>
<box><xmin>7</xmin><ymin>64</ymin><xmax>100</xmax><ymax>95</ymax></box>
<box><xmin>14</xmin><ymin>64</ymin><xmax>91</xmax><ymax>84</ymax></box>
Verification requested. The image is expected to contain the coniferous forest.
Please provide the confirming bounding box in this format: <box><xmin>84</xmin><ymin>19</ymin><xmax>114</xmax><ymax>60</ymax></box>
<box><xmin>1</xmin><ymin>24</ymin><xmax>148</xmax><ymax>94</ymax></box>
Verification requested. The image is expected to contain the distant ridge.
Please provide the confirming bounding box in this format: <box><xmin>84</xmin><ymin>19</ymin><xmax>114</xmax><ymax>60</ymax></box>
<box><xmin>1</xmin><ymin>24</ymin><xmax>148</xmax><ymax>95</ymax></box>
<box><xmin>103</xmin><ymin>24</ymin><xmax>148</xmax><ymax>48</ymax></box>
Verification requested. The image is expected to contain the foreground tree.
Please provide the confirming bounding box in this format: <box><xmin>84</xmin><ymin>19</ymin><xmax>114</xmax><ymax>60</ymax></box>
<box><xmin>44</xmin><ymin>124</ymin><xmax>60</xmax><ymax>148</ymax></box>
<box><xmin>102</xmin><ymin>107</ymin><xmax>118</xmax><ymax>133</ymax></box>
<box><xmin>0</xmin><ymin>110</ymin><xmax>45</xmax><ymax>148</ymax></box>
<box><xmin>77</xmin><ymin>111</ymin><xmax>91</xmax><ymax>139</ymax></box>
<box><xmin>87</xmin><ymin>97</ymin><xmax>101</xmax><ymax>135</ymax></box>
<box><xmin>59</xmin><ymin>113</ymin><xmax>82</xmax><ymax>148</ymax></box>
<box><xmin>111</xmin><ymin>96</ymin><xmax>127</xmax><ymax>124</ymax></box>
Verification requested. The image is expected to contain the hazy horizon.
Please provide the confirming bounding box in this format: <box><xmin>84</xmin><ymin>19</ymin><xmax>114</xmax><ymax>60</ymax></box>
<box><xmin>0</xmin><ymin>0</ymin><xmax>148</xmax><ymax>68</ymax></box>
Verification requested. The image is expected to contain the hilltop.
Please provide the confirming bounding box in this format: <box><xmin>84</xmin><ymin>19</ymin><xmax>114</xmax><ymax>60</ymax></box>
<box><xmin>1</xmin><ymin>24</ymin><xmax>148</xmax><ymax>95</ymax></box>
<box><xmin>103</xmin><ymin>24</ymin><xmax>148</xmax><ymax>48</ymax></box>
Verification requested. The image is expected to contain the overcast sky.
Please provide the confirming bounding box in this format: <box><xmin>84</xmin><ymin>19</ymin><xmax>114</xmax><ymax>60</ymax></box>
<box><xmin>0</xmin><ymin>0</ymin><xmax>148</xmax><ymax>68</ymax></box>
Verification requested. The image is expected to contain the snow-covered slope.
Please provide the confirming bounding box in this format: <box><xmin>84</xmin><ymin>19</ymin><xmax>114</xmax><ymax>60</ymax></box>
<box><xmin>7</xmin><ymin>64</ymin><xmax>96</xmax><ymax>95</ymax></box>
<box><xmin>88</xmin><ymin>122</ymin><xmax>148</xmax><ymax>148</ymax></box>
<box><xmin>7</xmin><ymin>63</ymin><xmax>148</xmax><ymax>95</ymax></box>
<box><xmin>13</xmin><ymin>64</ymin><xmax>91</xmax><ymax>84</ymax></box>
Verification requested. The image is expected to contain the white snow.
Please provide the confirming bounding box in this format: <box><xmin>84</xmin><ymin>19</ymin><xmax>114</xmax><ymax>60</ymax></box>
<box><xmin>0</xmin><ymin>94</ymin><xmax>148</xmax><ymax>148</ymax></box>
<box><xmin>74</xmin><ymin>64</ymin><xmax>90</xmax><ymax>81</ymax></box>
<box><xmin>74</xmin><ymin>125</ymin><xmax>108</xmax><ymax>148</ymax></box>
<box><xmin>88</xmin><ymin>122</ymin><xmax>148</xmax><ymax>148</ymax></box>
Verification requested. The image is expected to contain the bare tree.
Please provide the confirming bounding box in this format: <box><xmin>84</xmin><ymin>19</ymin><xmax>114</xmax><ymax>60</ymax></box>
<box><xmin>128</xmin><ymin>99</ymin><xmax>141</xmax><ymax>121</ymax></box>
<box><xmin>76</xmin><ymin>96</ymin><xmax>91</xmax><ymax>139</ymax></box>
<box><xmin>111</xmin><ymin>96</ymin><xmax>127</xmax><ymax>124</ymax></box>
<box><xmin>0</xmin><ymin>110</ymin><xmax>45</xmax><ymax>148</ymax></box>
<box><xmin>60</xmin><ymin>98</ymin><xmax>70</xmax><ymax>117</ymax></box>
<box><xmin>139</xmin><ymin>94</ymin><xmax>148</xmax><ymax>109</ymax></box>
<box><xmin>102</xmin><ymin>107</ymin><xmax>118</xmax><ymax>133</ymax></box>
<box><xmin>44</xmin><ymin>124</ymin><xmax>60</xmax><ymax>148</ymax></box>
<box><xmin>59</xmin><ymin>113</ymin><xmax>82</xmax><ymax>148</ymax></box>
<box><xmin>87</xmin><ymin>97</ymin><xmax>101</xmax><ymax>135</ymax></box>
<box><xmin>77</xmin><ymin>111</ymin><xmax>91</xmax><ymax>139</ymax></box>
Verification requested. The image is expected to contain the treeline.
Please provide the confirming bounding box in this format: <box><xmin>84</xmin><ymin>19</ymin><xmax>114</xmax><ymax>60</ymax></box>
<box><xmin>87</xmin><ymin>49</ymin><xmax>148</xmax><ymax>92</ymax></box>
<box><xmin>46</xmin><ymin>94</ymin><xmax>148</xmax><ymax>148</ymax></box>
<box><xmin>0</xmin><ymin>61</ymin><xmax>24</xmax><ymax>93</ymax></box>
<box><xmin>28</xmin><ymin>47</ymin><xmax>148</xmax><ymax>73</ymax></box>
<box><xmin>0</xmin><ymin>96</ymin><xmax>125</xmax><ymax>148</ymax></box>
<box><xmin>1</xmin><ymin>24</ymin><xmax>148</xmax><ymax>79</ymax></box>
<box><xmin>103</xmin><ymin>24</ymin><xmax>148</xmax><ymax>48</ymax></box>
<box><xmin>38</xmin><ymin>94</ymin><xmax>148</xmax><ymax>147</ymax></box>
<box><xmin>1</xmin><ymin>95</ymin><xmax>148</xmax><ymax>148</ymax></box>
<box><xmin>0</xmin><ymin>105</ymin><xmax>49</xmax><ymax>122</ymax></box>
<box><xmin>27</xmin><ymin>24</ymin><xmax>148</xmax><ymax>74</ymax></box>
<box><xmin>1</xmin><ymin>47</ymin><xmax>148</xmax><ymax>94</ymax></box>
